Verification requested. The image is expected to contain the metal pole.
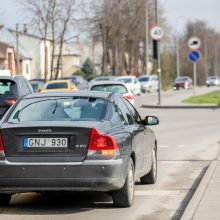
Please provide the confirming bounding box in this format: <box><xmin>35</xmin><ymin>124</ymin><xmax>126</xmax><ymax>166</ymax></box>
<box><xmin>176</xmin><ymin>36</ymin><xmax>180</xmax><ymax>77</ymax></box>
<box><xmin>155</xmin><ymin>0</ymin><xmax>161</xmax><ymax>105</ymax></box>
<box><xmin>145</xmin><ymin>0</ymin><xmax>149</xmax><ymax>75</ymax></box>
<box><xmin>16</xmin><ymin>24</ymin><xmax>20</xmax><ymax>74</ymax></box>
<box><xmin>204</xmin><ymin>39</ymin><xmax>208</xmax><ymax>78</ymax></box>
<box><xmin>193</xmin><ymin>62</ymin><xmax>197</xmax><ymax>96</ymax></box>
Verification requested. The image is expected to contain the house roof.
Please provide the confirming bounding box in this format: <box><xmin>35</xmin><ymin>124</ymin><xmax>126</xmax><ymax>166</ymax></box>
<box><xmin>0</xmin><ymin>26</ymin><xmax>32</xmax><ymax>59</ymax></box>
<box><xmin>8</xmin><ymin>29</ymin><xmax>52</xmax><ymax>42</ymax></box>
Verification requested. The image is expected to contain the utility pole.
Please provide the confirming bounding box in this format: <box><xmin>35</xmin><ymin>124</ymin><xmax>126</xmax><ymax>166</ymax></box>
<box><xmin>145</xmin><ymin>0</ymin><xmax>149</xmax><ymax>75</ymax></box>
<box><xmin>176</xmin><ymin>36</ymin><xmax>180</xmax><ymax>77</ymax></box>
<box><xmin>16</xmin><ymin>24</ymin><xmax>20</xmax><ymax>74</ymax></box>
<box><xmin>155</xmin><ymin>0</ymin><xmax>162</xmax><ymax>105</ymax></box>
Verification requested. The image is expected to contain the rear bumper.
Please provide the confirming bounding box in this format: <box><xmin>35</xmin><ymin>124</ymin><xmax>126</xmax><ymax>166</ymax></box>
<box><xmin>0</xmin><ymin>159</ymin><xmax>127</xmax><ymax>193</ymax></box>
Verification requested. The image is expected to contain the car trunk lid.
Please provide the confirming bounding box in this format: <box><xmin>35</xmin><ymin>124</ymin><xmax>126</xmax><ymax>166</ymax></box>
<box><xmin>0</xmin><ymin>121</ymin><xmax>100</xmax><ymax>163</ymax></box>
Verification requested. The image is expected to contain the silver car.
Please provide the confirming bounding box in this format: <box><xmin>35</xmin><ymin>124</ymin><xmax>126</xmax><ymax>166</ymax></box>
<box><xmin>206</xmin><ymin>76</ymin><xmax>220</xmax><ymax>87</ymax></box>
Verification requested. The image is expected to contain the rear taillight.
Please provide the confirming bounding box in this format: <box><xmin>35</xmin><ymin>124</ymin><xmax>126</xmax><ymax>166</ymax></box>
<box><xmin>124</xmin><ymin>94</ymin><xmax>134</xmax><ymax>101</ymax></box>
<box><xmin>88</xmin><ymin>128</ymin><xmax>119</xmax><ymax>158</ymax></box>
<box><xmin>4</xmin><ymin>98</ymin><xmax>17</xmax><ymax>106</ymax></box>
<box><xmin>0</xmin><ymin>134</ymin><xmax>5</xmax><ymax>157</ymax></box>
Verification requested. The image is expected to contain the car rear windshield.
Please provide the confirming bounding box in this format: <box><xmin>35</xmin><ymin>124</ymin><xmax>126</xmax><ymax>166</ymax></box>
<box><xmin>0</xmin><ymin>80</ymin><xmax>17</xmax><ymax>96</ymax></box>
<box><xmin>118</xmin><ymin>78</ymin><xmax>132</xmax><ymax>83</ymax></box>
<box><xmin>175</xmin><ymin>77</ymin><xmax>189</xmax><ymax>82</ymax></box>
<box><xmin>45</xmin><ymin>82</ymin><xmax>68</xmax><ymax>90</ymax></box>
<box><xmin>8</xmin><ymin>97</ymin><xmax>113</xmax><ymax>123</ymax></box>
<box><xmin>91</xmin><ymin>84</ymin><xmax>128</xmax><ymax>94</ymax></box>
<box><xmin>208</xmin><ymin>76</ymin><xmax>219</xmax><ymax>80</ymax></box>
<box><xmin>139</xmin><ymin>77</ymin><xmax>150</xmax><ymax>82</ymax></box>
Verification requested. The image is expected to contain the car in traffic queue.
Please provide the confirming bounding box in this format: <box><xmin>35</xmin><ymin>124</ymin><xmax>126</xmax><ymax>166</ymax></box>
<box><xmin>206</xmin><ymin>75</ymin><xmax>220</xmax><ymax>87</ymax></box>
<box><xmin>138</xmin><ymin>75</ymin><xmax>159</xmax><ymax>93</ymax></box>
<box><xmin>0</xmin><ymin>91</ymin><xmax>159</xmax><ymax>207</ymax></box>
<box><xmin>59</xmin><ymin>75</ymin><xmax>89</xmax><ymax>90</ymax></box>
<box><xmin>89</xmin><ymin>81</ymin><xmax>135</xmax><ymax>105</ymax></box>
<box><xmin>116</xmin><ymin>76</ymin><xmax>141</xmax><ymax>95</ymax></box>
<box><xmin>41</xmin><ymin>80</ymin><xmax>77</xmax><ymax>92</ymax></box>
<box><xmin>30</xmin><ymin>79</ymin><xmax>45</xmax><ymax>93</ymax></box>
<box><xmin>0</xmin><ymin>76</ymin><xmax>33</xmax><ymax>119</ymax></box>
<box><xmin>173</xmin><ymin>76</ymin><xmax>193</xmax><ymax>90</ymax></box>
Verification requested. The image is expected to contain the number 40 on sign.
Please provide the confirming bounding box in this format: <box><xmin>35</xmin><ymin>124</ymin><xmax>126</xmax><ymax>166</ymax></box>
<box><xmin>150</xmin><ymin>26</ymin><xmax>164</xmax><ymax>41</ymax></box>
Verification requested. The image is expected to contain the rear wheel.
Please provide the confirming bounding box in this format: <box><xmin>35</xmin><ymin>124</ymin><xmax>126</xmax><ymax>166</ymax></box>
<box><xmin>140</xmin><ymin>147</ymin><xmax>157</xmax><ymax>184</ymax></box>
<box><xmin>0</xmin><ymin>194</ymin><xmax>11</xmax><ymax>206</ymax></box>
<box><xmin>112</xmin><ymin>159</ymin><xmax>134</xmax><ymax>208</ymax></box>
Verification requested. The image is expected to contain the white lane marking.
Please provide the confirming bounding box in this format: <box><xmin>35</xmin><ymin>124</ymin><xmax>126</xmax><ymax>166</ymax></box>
<box><xmin>158</xmin><ymin>145</ymin><xmax>169</xmax><ymax>148</ymax></box>
<box><xmin>135</xmin><ymin>190</ymin><xmax>183</xmax><ymax>196</ymax></box>
<box><xmin>177</xmin><ymin>145</ymin><xmax>200</xmax><ymax>148</ymax></box>
<box><xmin>160</xmin><ymin>161</ymin><xmax>191</xmax><ymax>164</ymax></box>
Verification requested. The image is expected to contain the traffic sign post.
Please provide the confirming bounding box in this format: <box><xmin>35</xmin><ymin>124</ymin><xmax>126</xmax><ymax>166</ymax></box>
<box><xmin>151</xmin><ymin>25</ymin><xmax>164</xmax><ymax>105</ymax></box>
<box><xmin>188</xmin><ymin>50</ymin><xmax>202</xmax><ymax>96</ymax></box>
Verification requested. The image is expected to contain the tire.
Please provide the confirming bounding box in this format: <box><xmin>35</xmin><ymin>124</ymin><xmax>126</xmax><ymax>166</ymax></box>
<box><xmin>112</xmin><ymin>159</ymin><xmax>134</xmax><ymax>208</ymax></box>
<box><xmin>0</xmin><ymin>194</ymin><xmax>11</xmax><ymax>206</ymax></box>
<box><xmin>140</xmin><ymin>147</ymin><xmax>157</xmax><ymax>184</ymax></box>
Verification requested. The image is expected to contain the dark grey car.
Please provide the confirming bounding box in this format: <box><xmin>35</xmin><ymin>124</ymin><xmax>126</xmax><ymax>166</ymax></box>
<box><xmin>0</xmin><ymin>76</ymin><xmax>34</xmax><ymax>119</ymax></box>
<box><xmin>0</xmin><ymin>91</ymin><xmax>158</xmax><ymax>207</ymax></box>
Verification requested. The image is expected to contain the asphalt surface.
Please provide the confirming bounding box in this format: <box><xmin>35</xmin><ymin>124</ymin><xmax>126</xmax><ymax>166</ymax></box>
<box><xmin>0</xmin><ymin>89</ymin><xmax>220</xmax><ymax>220</ymax></box>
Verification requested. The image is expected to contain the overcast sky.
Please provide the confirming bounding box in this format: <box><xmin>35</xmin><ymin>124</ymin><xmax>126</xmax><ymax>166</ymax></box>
<box><xmin>1</xmin><ymin>0</ymin><xmax>220</xmax><ymax>33</ymax></box>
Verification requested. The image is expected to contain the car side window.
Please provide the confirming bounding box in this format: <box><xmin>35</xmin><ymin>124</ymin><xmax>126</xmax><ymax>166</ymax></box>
<box><xmin>122</xmin><ymin>98</ymin><xmax>142</xmax><ymax>124</ymax></box>
<box><xmin>117</xmin><ymin>98</ymin><xmax>134</xmax><ymax>125</ymax></box>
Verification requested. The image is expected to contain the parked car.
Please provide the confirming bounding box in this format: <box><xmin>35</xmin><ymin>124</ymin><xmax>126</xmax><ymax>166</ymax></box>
<box><xmin>206</xmin><ymin>76</ymin><xmax>220</xmax><ymax>87</ymax></box>
<box><xmin>30</xmin><ymin>79</ymin><xmax>45</xmax><ymax>92</ymax></box>
<box><xmin>59</xmin><ymin>75</ymin><xmax>88</xmax><ymax>90</ymax></box>
<box><xmin>0</xmin><ymin>76</ymin><xmax>33</xmax><ymax>119</ymax></box>
<box><xmin>41</xmin><ymin>80</ymin><xmax>77</xmax><ymax>92</ymax></box>
<box><xmin>92</xmin><ymin>76</ymin><xmax>118</xmax><ymax>82</ymax></box>
<box><xmin>89</xmin><ymin>81</ymin><xmax>135</xmax><ymax>105</ymax></box>
<box><xmin>0</xmin><ymin>91</ymin><xmax>159</xmax><ymax>207</ymax></box>
<box><xmin>173</xmin><ymin>76</ymin><xmax>193</xmax><ymax>90</ymax></box>
<box><xmin>116</xmin><ymin>76</ymin><xmax>141</xmax><ymax>95</ymax></box>
<box><xmin>138</xmin><ymin>75</ymin><xmax>159</xmax><ymax>93</ymax></box>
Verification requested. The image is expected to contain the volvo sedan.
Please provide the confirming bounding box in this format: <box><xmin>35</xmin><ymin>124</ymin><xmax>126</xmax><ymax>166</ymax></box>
<box><xmin>0</xmin><ymin>91</ymin><xmax>159</xmax><ymax>207</ymax></box>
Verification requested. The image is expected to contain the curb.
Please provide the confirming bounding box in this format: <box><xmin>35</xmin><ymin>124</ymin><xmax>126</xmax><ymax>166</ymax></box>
<box><xmin>180</xmin><ymin>161</ymin><xmax>218</xmax><ymax>220</ymax></box>
<box><xmin>142</xmin><ymin>105</ymin><xmax>220</xmax><ymax>109</ymax></box>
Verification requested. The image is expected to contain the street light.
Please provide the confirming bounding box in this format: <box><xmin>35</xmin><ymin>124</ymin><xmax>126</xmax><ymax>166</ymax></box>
<box><xmin>145</xmin><ymin>0</ymin><xmax>149</xmax><ymax>75</ymax></box>
<box><xmin>175</xmin><ymin>16</ymin><xmax>185</xmax><ymax>78</ymax></box>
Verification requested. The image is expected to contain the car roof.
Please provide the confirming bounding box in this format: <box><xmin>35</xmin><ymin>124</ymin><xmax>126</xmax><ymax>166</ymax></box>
<box><xmin>117</xmin><ymin>76</ymin><xmax>136</xmax><ymax>79</ymax></box>
<box><xmin>90</xmin><ymin>80</ymin><xmax>127</xmax><ymax>86</ymax></box>
<box><xmin>24</xmin><ymin>91</ymin><xmax>113</xmax><ymax>100</ymax></box>
<box><xmin>45</xmin><ymin>80</ymin><xmax>71</xmax><ymax>84</ymax></box>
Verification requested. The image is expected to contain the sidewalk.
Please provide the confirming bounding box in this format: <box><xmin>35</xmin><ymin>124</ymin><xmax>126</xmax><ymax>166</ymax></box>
<box><xmin>181</xmin><ymin>149</ymin><xmax>220</xmax><ymax>220</ymax></box>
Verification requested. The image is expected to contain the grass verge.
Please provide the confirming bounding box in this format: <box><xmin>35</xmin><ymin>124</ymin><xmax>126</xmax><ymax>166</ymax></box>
<box><xmin>183</xmin><ymin>90</ymin><xmax>220</xmax><ymax>105</ymax></box>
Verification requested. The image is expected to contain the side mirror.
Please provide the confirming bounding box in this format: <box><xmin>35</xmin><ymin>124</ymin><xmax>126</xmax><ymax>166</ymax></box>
<box><xmin>38</xmin><ymin>88</ymin><xmax>43</xmax><ymax>92</ymax></box>
<box><xmin>143</xmin><ymin>116</ymin><xmax>159</xmax><ymax>126</ymax></box>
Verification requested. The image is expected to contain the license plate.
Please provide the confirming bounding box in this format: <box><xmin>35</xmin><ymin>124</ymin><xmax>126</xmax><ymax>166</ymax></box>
<box><xmin>24</xmin><ymin>138</ymin><xmax>68</xmax><ymax>148</ymax></box>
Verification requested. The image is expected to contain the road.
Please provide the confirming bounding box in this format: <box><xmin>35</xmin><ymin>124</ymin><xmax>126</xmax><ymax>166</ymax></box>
<box><xmin>0</xmin><ymin>89</ymin><xmax>220</xmax><ymax>220</ymax></box>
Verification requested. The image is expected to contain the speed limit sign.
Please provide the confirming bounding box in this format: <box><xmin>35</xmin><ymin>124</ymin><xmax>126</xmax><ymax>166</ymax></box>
<box><xmin>150</xmin><ymin>26</ymin><xmax>164</xmax><ymax>41</ymax></box>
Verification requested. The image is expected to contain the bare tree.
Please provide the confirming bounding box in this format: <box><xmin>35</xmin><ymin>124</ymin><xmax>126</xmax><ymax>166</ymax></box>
<box><xmin>19</xmin><ymin>0</ymin><xmax>83</xmax><ymax>80</ymax></box>
<box><xmin>88</xmin><ymin>0</ymin><xmax>168</xmax><ymax>76</ymax></box>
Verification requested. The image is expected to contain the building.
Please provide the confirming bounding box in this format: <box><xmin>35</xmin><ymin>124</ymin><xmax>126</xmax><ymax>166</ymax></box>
<box><xmin>9</xmin><ymin>29</ymin><xmax>51</xmax><ymax>80</ymax></box>
<box><xmin>0</xmin><ymin>26</ymin><xmax>52</xmax><ymax>80</ymax></box>
<box><xmin>54</xmin><ymin>43</ymin><xmax>81</xmax><ymax>77</ymax></box>
<box><xmin>0</xmin><ymin>41</ymin><xmax>16</xmax><ymax>75</ymax></box>
<box><xmin>67</xmin><ymin>40</ymin><xmax>103</xmax><ymax>75</ymax></box>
